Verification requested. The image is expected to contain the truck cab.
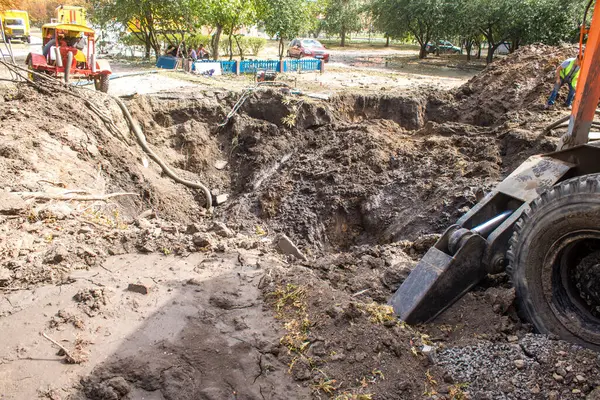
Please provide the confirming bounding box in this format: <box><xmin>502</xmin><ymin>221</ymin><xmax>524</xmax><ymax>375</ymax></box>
<box><xmin>0</xmin><ymin>10</ymin><xmax>31</xmax><ymax>43</ymax></box>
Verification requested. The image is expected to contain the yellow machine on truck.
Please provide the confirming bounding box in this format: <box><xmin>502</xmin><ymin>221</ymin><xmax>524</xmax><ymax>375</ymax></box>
<box><xmin>54</xmin><ymin>6</ymin><xmax>87</xmax><ymax>26</ymax></box>
<box><xmin>0</xmin><ymin>10</ymin><xmax>30</xmax><ymax>43</ymax></box>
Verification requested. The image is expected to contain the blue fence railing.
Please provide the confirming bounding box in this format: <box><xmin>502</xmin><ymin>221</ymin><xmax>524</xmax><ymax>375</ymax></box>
<box><xmin>239</xmin><ymin>59</ymin><xmax>281</xmax><ymax>73</ymax></box>
<box><xmin>175</xmin><ymin>58</ymin><xmax>323</xmax><ymax>74</ymax></box>
<box><xmin>284</xmin><ymin>59</ymin><xmax>322</xmax><ymax>72</ymax></box>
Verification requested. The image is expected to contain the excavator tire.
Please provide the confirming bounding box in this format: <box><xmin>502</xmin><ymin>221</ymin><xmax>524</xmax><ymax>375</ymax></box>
<box><xmin>94</xmin><ymin>74</ymin><xmax>109</xmax><ymax>93</ymax></box>
<box><xmin>507</xmin><ymin>174</ymin><xmax>600</xmax><ymax>350</ymax></box>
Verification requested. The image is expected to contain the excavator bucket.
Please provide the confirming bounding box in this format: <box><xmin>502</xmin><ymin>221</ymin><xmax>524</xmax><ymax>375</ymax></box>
<box><xmin>388</xmin><ymin>148</ymin><xmax>600</xmax><ymax>323</ymax></box>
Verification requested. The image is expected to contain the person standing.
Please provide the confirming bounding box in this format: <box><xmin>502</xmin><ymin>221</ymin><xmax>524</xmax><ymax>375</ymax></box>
<box><xmin>546</xmin><ymin>56</ymin><xmax>581</xmax><ymax>109</ymax></box>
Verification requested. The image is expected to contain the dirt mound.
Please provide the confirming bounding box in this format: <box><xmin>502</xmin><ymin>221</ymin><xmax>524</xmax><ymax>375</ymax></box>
<box><xmin>456</xmin><ymin>44</ymin><xmax>578</xmax><ymax>125</ymax></box>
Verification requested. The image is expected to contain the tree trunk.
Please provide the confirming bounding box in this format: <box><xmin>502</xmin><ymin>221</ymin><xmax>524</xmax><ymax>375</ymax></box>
<box><xmin>144</xmin><ymin>36</ymin><xmax>151</xmax><ymax>60</ymax></box>
<box><xmin>341</xmin><ymin>29</ymin><xmax>346</xmax><ymax>47</ymax></box>
<box><xmin>279</xmin><ymin>37</ymin><xmax>284</xmax><ymax>60</ymax></box>
<box><xmin>476</xmin><ymin>41</ymin><xmax>482</xmax><ymax>59</ymax></box>
<box><xmin>419</xmin><ymin>43</ymin><xmax>427</xmax><ymax>59</ymax></box>
<box><xmin>509</xmin><ymin>38</ymin><xmax>520</xmax><ymax>53</ymax></box>
<box><xmin>385</xmin><ymin>35</ymin><xmax>390</xmax><ymax>47</ymax></box>
<box><xmin>486</xmin><ymin>42</ymin><xmax>499</xmax><ymax>64</ymax></box>
<box><xmin>228</xmin><ymin>34</ymin><xmax>233</xmax><ymax>61</ymax></box>
<box><xmin>211</xmin><ymin>25</ymin><xmax>222</xmax><ymax>60</ymax></box>
<box><xmin>234</xmin><ymin>35</ymin><xmax>244</xmax><ymax>60</ymax></box>
<box><xmin>466</xmin><ymin>42</ymin><xmax>473</xmax><ymax>62</ymax></box>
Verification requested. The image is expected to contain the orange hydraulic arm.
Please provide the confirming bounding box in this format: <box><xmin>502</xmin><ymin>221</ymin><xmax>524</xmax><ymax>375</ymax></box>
<box><xmin>562</xmin><ymin>0</ymin><xmax>600</xmax><ymax>149</ymax></box>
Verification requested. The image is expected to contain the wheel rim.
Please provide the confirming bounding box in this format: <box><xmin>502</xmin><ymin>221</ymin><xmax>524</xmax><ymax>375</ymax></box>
<box><xmin>543</xmin><ymin>230</ymin><xmax>600</xmax><ymax>343</ymax></box>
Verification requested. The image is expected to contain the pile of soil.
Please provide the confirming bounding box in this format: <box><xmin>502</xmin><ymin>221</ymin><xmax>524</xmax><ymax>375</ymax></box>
<box><xmin>455</xmin><ymin>44</ymin><xmax>578</xmax><ymax>125</ymax></box>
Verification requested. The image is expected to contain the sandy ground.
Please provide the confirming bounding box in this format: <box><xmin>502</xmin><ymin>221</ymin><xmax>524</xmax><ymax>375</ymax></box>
<box><xmin>0</xmin><ymin>250</ymin><xmax>295</xmax><ymax>399</ymax></box>
<box><xmin>1</xmin><ymin>29</ymin><xmax>477</xmax><ymax>97</ymax></box>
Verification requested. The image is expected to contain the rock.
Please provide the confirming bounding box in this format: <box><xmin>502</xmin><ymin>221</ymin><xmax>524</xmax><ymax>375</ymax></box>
<box><xmin>137</xmin><ymin>242</ymin><xmax>156</xmax><ymax>253</ymax></box>
<box><xmin>0</xmin><ymin>192</ymin><xmax>26</xmax><ymax>215</ymax></box>
<box><xmin>20</xmin><ymin>234</ymin><xmax>35</xmax><ymax>251</ymax></box>
<box><xmin>556</xmin><ymin>367</ymin><xmax>567</xmax><ymax>377</ymax></box>
<box><xmin>507</xmin><ymin>335</ymin><xmax>519</xmax><ymax>343</ymax></box>
<box><xmin>553</xmin><ymin>373</ymin><xmax>564</xmax><ymax>383</ymax></box>
<box><xmin>210</xmin><ymin>222</ymin><xmax>234</xmax><ymax>238</ymax></box>
<box><xmin>215</xmin><ymin>194</ymin><xmax>229</xmax><ymax>205</ymax></box>
<box><xmin>127</xmin><ymin>281</ymin><xmax>153</xmax><ymax>295</ymax></box>
<box><xmin>192</xmin><ymin>233</ymin><xmax>213</xmax><ymax>248</ymax></box>
<box><xmin>576</xmin><ymin>375</ymin><xmax>586</xmax><ymax>383</ymax></box>
<box><xmin>274</xmin><ymin>234</ymin><xmax>307</xmax><ymax>261</ymax></box>
<box><xmin>39</xmin><ymin>203</ymin><xmax>72</xmax><ymax>220</ymax></box>
<box><xmin>135</xmin><ymin>217</ymin><xmax>153</xmax><ymax>230</ymax></box>
<box><xmin>78</xmin><ymin>226</ymin><xmax>93</xmax><ymax>234</ymax></box>
<box><xmin>185</xmin><ymin>223</ymin><xmax>202</xmax><ymax>234</ymax></box>
<box><xmin>549</xmin><ymin>391</ymin><xmax>559</xmax><ymax>400</ymax></box>
<box><xmin>514</xmin><ymin>359</ymin><xmax>525</xmax><ymax>370</ymax></box>
<box><xmin>214</xmin><ymin>160</ymin><xmax>228</xmax><ymax>170</ymax></box>
<box><xmin>43</xmin><ymin>245</ymin><xmax>69</xmax><ymax>264</ymax></box>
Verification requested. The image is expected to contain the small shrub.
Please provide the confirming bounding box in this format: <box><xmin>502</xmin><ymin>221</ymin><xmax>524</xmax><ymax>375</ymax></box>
<box><xmin>247</xmin><ymin>37</ymin><xmax>266</xmax><ymax>55</ymax></box>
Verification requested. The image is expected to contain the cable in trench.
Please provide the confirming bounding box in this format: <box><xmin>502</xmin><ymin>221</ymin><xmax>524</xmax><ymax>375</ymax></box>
<box><xmin>0</xmin><ymin>59</ymin><xmax>214</xmax><ymax>211</ymax></box>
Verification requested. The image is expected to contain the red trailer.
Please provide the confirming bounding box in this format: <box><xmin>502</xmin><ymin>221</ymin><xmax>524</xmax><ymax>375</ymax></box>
<box><xmin>26</xmin><ymin>23</ymin><xmax>111</xmax><ymax>92</ymax></box>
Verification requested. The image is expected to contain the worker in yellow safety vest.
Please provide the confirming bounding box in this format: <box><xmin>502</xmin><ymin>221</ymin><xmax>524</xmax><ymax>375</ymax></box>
<box><xmin>545</xmin><ymin>56</ymin><xmax>581</xmax><ymax>109</ymax></box>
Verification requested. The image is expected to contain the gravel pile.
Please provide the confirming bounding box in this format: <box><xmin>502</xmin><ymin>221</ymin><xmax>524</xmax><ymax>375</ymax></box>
<box><xmin>437</xmin><ymin>334</ymin><xmax>600</xmax><ymax>399</ymax></box>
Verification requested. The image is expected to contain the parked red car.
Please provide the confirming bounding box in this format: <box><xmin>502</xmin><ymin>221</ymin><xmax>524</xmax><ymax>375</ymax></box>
<box><xmin>287</xmin><ymin>38</ymin><xmax>330</xmax><ymax>62</ymax></box>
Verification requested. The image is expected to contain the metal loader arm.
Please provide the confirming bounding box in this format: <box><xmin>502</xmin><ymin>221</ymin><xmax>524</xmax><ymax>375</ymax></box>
<box><xmin>560</xmin><ymin>0</ymin><xmax>600</xmax><ymax>149</ymax></box>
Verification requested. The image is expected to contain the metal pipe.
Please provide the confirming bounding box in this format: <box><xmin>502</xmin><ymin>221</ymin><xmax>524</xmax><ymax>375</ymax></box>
<box><xmin>472</xmin><ymin>210</ymin><xmax>513</xmax><ymax>237</ymax></box>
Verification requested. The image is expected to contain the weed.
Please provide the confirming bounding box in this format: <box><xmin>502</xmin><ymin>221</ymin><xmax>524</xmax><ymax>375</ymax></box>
<box><xmin>27</xmin><ymin>211</ymin><xmax>38</xmax><ymax>223</ymax></box>
<box><xmin>423</xmin><ymin>369</ymin><xmax>439</xmax><ymax>397</ymax></box>
<box><xmin>312</xmin><ymin>378</ymin><xmax>338</xmax><ymax>395</ymax></box>
<box><xmin>161</xmin><ymin>247</ymin><xmax>172</xmax><ymax>255</ymax></box>
<box><xmin>267</xmin><ymin>284</ymin><xmax>313</xmax><ymax>375</ymax></box>
<box><xmin>255</xmin><ymin>225</ymin><xmax>267</xmax><ymax>236</ymax></box>
<box><xmin>281</xmin><ymin>113</ymin><xmax>297</xmax><ymax>128</ymax></box>
<box><xmin>361</xmin><ymin>302</ymin><xmax>396</xmax><ymax>324</ymax></box>
<box><xmin>448</xmin><ymin>383</ymin><xmax>469</xmax><ymax>400</ymax></box>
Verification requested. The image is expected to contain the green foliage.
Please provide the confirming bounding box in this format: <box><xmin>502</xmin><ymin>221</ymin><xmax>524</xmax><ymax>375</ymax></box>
<box><xmin>90</xmin><ymin>0</ymin><xmax>205</xmax><ymax>59</ymax></box>
<box><xmin>370</xmin><ymin>0</ymin><xmax>589</xmax><ymax>62</ymax></box>
<box><xmin>187</xmin><ymin>34</ymin><xmax>212</xmax><ymax>49</ymax></box>
<box><xmin>247</xmin><ymin>37</ymin><xmax>266</xmax><ymax>55</ymax></box>
<box><xmin>257</xmin><ymin>0</ymin><xmax>312</xmax><ymax>58</ymax></box>
<box><xmin>323</xmin><ymin>0</ymin><xmax>364</xmax><ymax>46</ymax></box>
<box><xmin>199</xmin><ymin>0</ymin><xmax>258</xmax><ymax>59</ymax></box>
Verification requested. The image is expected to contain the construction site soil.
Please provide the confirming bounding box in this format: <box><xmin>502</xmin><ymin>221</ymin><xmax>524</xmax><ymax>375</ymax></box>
<box><xmin>1</xmin><ymin>44</ymin><xmax>599</xmax><ymax>400</ymax></box>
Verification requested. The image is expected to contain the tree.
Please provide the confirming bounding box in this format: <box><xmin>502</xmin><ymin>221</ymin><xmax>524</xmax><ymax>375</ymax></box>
<box><xmin>323</xmin><ymin>0</ymin><xmax>363</xmax><ymax>47</ymax></box>
<box><xmin>258</xmin><ymin>0</ymin><xmax>310</xmax><ymax>59</ymax></box>
<box><xmin>90</xmin><ymin>0</ymin><xmax>202</xmax><ymax>60</ymax></box>
<box><xmin>370</xmin><ymin>0</ymin><xmax>449</xmax><ymax>58</ymax></box>
<box><xmin>468</xmin><ymin>0</ymin><xmax>514</xmax><ymax>63</ymax></box>
<box><xmin>200</xmin><ymin>0</ymin><xmax>257</xmax><ymax>60</ymax></box>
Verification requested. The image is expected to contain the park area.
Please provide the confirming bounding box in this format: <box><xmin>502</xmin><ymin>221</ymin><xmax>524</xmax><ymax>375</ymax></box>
<box><xmin>1</xmin><ymin>0</ymin><xmax>600</xmax><ymax>399</ymax></box>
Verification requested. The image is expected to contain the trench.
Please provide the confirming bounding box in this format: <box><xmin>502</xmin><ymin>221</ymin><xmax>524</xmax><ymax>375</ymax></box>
<box><xmin>124</xmin><ymin>89</ymin><xmax>551</xmax><ymax>254</ymax></box>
